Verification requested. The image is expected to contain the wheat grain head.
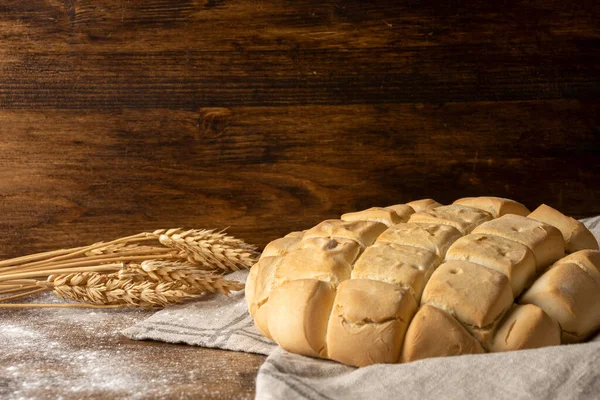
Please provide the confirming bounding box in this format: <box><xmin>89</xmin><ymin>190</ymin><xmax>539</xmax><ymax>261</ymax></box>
<box><xmin>154</xmin><ymin>228</ymin><xmax>259</xmax><ymax>272</ymax></box>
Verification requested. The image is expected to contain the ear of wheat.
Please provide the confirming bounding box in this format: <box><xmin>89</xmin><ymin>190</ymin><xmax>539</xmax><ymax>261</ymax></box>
<box><xmin>0</xmin><ymin>228</ymin><xmax>256</xmax><ymax>308</ymax></box>
<box><xmin>155</xmin><ymin>228</ymin><xmax>259</xmax><ymax>273</ymax></box>
<box><xmin>41</xmin><ymin>270</ymin><xmax>243</xmax><ymax>308</ymax></box>
<box><xmin>45</xmin><ymin>272</ymin><xmax>198</xmax><ymax>308</ymax></box>
<box><xmin>119</xmin><ymin>260</ymin><xmax>245</xmax><ymax>295</ymax></box>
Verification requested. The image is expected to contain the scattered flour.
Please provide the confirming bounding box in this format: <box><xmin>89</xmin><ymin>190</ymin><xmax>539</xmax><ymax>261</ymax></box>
<box><xmin>0</xmin><ymin>291</ymin><xmax>155</xmax><ymax>399</ymax></box>
<box><xmin>0</xmin><ymin>291</ymin><xmax>253</xmax><ymax>399</ymax></box>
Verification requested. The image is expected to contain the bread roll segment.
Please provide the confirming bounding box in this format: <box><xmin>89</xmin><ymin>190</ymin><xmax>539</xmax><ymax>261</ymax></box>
<box><xmin>326</xmin><ymin>279</ymin><xmax>417</xmax><ymax>367</ymax></box>
<box><xmin>406</xmin><ymin>198</ymin><xmax>442</xmax><ymax>212</ymax></box>
<box><xmin>421</xmin><ymin>260</ymin><xmax>513</xmax><ymax>329</ymax></box>
<box><xmin>275</xmin><ymin>243</ymin><xmax>355</xmax><ymax>288</ymax></box>
<box><xmin>303</xmin><ymin>219</ymin><xmax>388</xmax><ymax>248</ymax></box>
<box><xmin>291</xmin><ymin>237</ymin><xmax>362</xmax><ymax>264</ymax></box>
<box><xmin>249</xmin><ymin>255</ymin><xmax>284</xmax><ymax>338</ymax></box>
<box><xmin>520</xmin><ymin>257</ymin><xmax>600</xmax><ymax>343</ymax></box>
<box><xmin>377</xmin><ymin>222</ymin><xmax>462</xmax><ymax>258</ymax></box>
<box><xmin>341</xmin><ymin>207</ymin><xmax>406</xmax><ymax>227</ymax></box>
<box><xmin>249</xmin><ymin>256</ymin><xmax>284</xmax><ymax>317</ymax></box>
<box><xmin>528</xmin><ymin>204</ymin><xmax>599</xmax><ymax>253</ymax></box>
<box><xmin>453</xmin><ymin>196</ymin><xmax>530</xmax><ymax>218</ymax></box>
<box><xmin>245</xmin><ymin>262</ymin><xmax>259</xmax><ymax>314</ymax></box>
<box><xmin>445</xmin><ymin>233</ymin><xmax>536</xmax><ymax>296</ymax></box>
<box><xmin>409</xmin><ymin>204</ymin><xmax>493</xmax><ymax>235</ymax></box>
<box><xmin>384</xmin><ymin>204</ymin><xmax>415</xmax><ymax>221</ymax></box>
<box><xmin>253</xmin><ymin>299</ymin><xmax>272</xmax><ymax>338</ymax></box>
<box><xmin>557</xmin><ymin>249</ymin><xmax>600</xmax><ymax>287</ymax></box>
<box><xmin>490</xmin><ymin>304</ymin><xmax>561</xmax><ymax>352</ymax></box>
<box><xmin>260</xmin><ymin>235</ymin><xmax>302</xmax><ymax>259</ymax></box>
<box><xmin>352</xmin><ymin>242</ymin><xmax>441</xmax><ymax>301</ymax></box>
<box><xmin>401</xmin><ymin>304</ymin><xmax>485</xmax><ymax>363</ymax></box>
<box><xmin>267</xmin><ymin>279</ymin><xmax>336</xmax><ymax>358</ymax></box>
<box><xmin>472</xmin><ymin>214</ymin><xmax>565</xmax><ymax>271</ymax></box>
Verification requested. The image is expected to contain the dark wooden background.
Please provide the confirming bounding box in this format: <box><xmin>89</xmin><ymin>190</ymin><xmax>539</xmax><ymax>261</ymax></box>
<box><xmin>1</xmin><ymin>0</ymin><xmax>599</xmax><ymax>259</ymax></box>
<box><xmin>0</xmin><ymin>1</ymin><xmax>599</xmax><ymax>398</ymax></box>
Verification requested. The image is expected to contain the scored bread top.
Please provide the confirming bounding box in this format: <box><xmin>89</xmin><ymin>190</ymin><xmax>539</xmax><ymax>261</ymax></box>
<box><xmin>352</xmin><ymin>241</ymin><xmax>441</xmax><ymax>302</ymax></box>
<box><xmin>489</xmin><ymin>304</ymin><xmax>561</xmax><ymax>352</ymax></box>
<box><xmin>384</xmin><ymin>204</ymin><xmax>415</xmax><ymax>220</ymax></box>
<box><xmin>445</xmin><ymin>233</ymin><xmax>536</xmax><ymax>296</ymax></box>
<box><xmin>401</xmin><ymin>304</ymin><xmax>485</xmax><ymax>363</ymax></box>
<box><xmin>260</xmin><ymin>235</ymin><xmax>303</xmax><ymax>259</ymax></box>
<box><xmin>376</xmin><ymin>222</ymin><xmax>462</xmax><ymax>258</ymax></box>
<box><xmin>557</xmin><ymin>250</ymin><xmax>600</xmax><ymax>286</ymax></box>
<box><xmin>406</xmin><ymin>198</ymin><xmax>442</xmax><ymax>212</ymax></box>
<box><xmin>453</xmin><ymin>196</ymin><xmax>531</xmax><ymax>218</ymax></box>
<box><xmin>275</xmin><ymin>238</ymin><xmax>361</xmax><ymax>287</ymax></box>
<box><xmin>472</xmin><ymin>214</ymin><xmax>565</xmax><ymax>271</ymax></box>
<box><xmin>326</xmin><ymin>279</ymin><xmax>417</xmax><ymax>366</ymax></box>
<box><xmin>268</xmin><ymin>279</ymin><xmax>336</xmax><ymax>358</ymax></box>
<box><xmin>520</xmin><ymin>261</ymin><xmax>600</xmax><ymax>343</ymax></box>
<box><xmin>528</xmin><ymin>204</ymin><xmax>599</xmax><ymax>252</ymax></box>
<box><xmin>303</xmin><ymin>219</ymin><xmax>388</xmax><ymax>248</ymax></box>
<box><xmin>341</xmin><ymin>207</ymin><xmax>409</xmax><ymax>227</ymax></box>
<box><xmin>247</xmin><ymin>197</ymin><xmax>600</xmax><ymax>367</ymax></box>
<box><xmin>421</xmin><ymin>260</ymin><xmax>513</xmax><ymax>328</ymax></box>
<box><xmin>292</xmin><ymin>237</ymin><xmax>362</xmax><ymax>264</ymax></box>
<box><xmin>408</xmin><ymin>204</ymin><xmax>493</xmax><ymax>235</ymax></box>
<box><xmin>251</xmin><ymin>256</ymin><xmax>283</xmax><ymax>313</ymax></box>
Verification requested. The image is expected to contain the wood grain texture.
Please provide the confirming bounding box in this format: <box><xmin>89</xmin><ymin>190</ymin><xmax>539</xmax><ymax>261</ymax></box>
<box><xmin>0</xmin><ymin>2</ymin><xmax>599</xmax><ymax>396</ymax></box>
<box><xmin>1</xmin><ymin>101</ymin><xmax>598</xmax><ymax>259</ymax></box>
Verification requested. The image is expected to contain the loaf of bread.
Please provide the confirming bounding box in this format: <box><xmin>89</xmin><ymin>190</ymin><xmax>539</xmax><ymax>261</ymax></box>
<box><xmin>246</xmin><ymin>196</ymin><xmax>600</xmax><ymax>367</ymax></box>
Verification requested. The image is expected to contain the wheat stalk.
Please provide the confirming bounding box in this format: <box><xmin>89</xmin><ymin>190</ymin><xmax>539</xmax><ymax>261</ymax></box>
<box><xmin>155</xmin><ymin>228</ymin><xmax>259</xmax><ymax>272</ymax></box>
<box><xmin>118</xmin><ymin>260</ymin><xmax>244</xmax><ymax>294</ymax></box>
<box><xmin>0</xmin><ymin>228</ymin><xmax>254</xmax><ymax>306</ymax></box>
<box><xmin>119</xmin><ymin>260</ymin><xmax>209</xmax><ymax>281</ymax></box>
<box><xmin>84</xmin><ymin>243</ymin><xmax>170</xmax><ymax>257</ymax></box>
<box><xmin>40</xmin><ymin>266</ymin><xmax>244</xmax><ymax>308</ymax></box>
<box><xmin>43</xmin><ymin>272</ymin><xmax>201</xmax><ymax>308</ymax></box>
<box><xmin>0</xmin><ymin>264</ymin><xmax>125</xmax><ymax>283</ymax></box>
<box><xmin>0</xmin><ymin>303</ymin><xmax>128</xmax><ymax>309</ymax></box>
<box><xmin>0</xmin><ymin>243</ymin><xmax>176</xmax><ymax>275</ymax></box>
<box><xmin>0</xmin><ymin>232</ymin><xmax>155</xmax><ymax>272</ymax></box>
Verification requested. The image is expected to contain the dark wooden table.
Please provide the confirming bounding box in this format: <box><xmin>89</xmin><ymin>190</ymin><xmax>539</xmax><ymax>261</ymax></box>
<box><xmin>1</xmin><ymin>0</ymin><xmax>599</xmax><ymax>398</ymax></box>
